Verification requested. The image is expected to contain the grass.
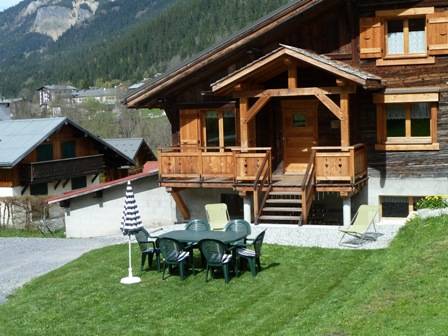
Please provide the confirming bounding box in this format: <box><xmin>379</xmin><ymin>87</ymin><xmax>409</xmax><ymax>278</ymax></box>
<box><xmin>1</xmin><ymin>216</ymin><xmax>448</xmax><ymax>335</ymax></box>
<box><xmin>0</xmin><ymin>228</ymin><xmax>65</xmax><ymax>238</ymax></box>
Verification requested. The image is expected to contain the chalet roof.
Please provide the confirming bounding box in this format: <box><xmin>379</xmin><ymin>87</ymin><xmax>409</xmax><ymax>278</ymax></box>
<box><xmin>73</xmin><ymin>88</ymin><xmax>116</xmax><ymax>98</ymax></box>
<box><xmin>211</xmin><ymin>45</ymin><xmax>384</xmax><ymax>93</ymax></box>
<box><xmin>124</xmin><ymin>0</ymin><xmax>326</xmax><ymax>107</ymax></box>
<box><xmin>104</xmin><ymin>138</ymin><xmax>150</xmax><ymax>161</ymax></box>
<box><xmin>37</xmin><ymin>85</ymin><xmax>77</xmax><ymax>91</ymax></box>
<box><xmin>0</xmin><ymin>117</ymin><xmax>134</xmax><ymax>168</ymax></box>
<box><xmin>47</xmin><ymin>161</ymin><xmax>159</xmax><ymax>205</ymax></box>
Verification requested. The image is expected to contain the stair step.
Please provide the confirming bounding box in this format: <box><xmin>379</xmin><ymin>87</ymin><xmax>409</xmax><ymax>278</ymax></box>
<box><xmin>269</xmin><ymin>191</ymin><xmax>302</xmax><ymax>196</ymax></box>
<box><xmin>266</xmin><ymin>199</ymin><xmax>302</xmax><ymax>204</ymax></box>
<box><xmin>259</xmin><ymin>215</ymin><xmax>301</xmax><ymax>221</ymax></box>
<box><xmin>263</xmin><ymin>207</ymin><xmax>301</xmax><ymax>212</ymax></box>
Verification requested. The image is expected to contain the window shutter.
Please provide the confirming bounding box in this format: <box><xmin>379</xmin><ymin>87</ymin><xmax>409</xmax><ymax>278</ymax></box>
<box><xmin>360</xmin><ymin>17</ymin><xmax>384</xmax><ymax>59</ymax></box>
<box><xmin>427</xmin><ymin>11</ymin><xmax>448</xmax><ymax>55</ymax></box>
<box><xmin>179</xmin><ymin>109</ymin><xmax>201</xmax><ymax>150</ymax></box>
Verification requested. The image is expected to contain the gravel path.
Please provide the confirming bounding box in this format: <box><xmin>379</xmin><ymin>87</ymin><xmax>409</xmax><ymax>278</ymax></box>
<box><xmin>0</xmin><ymin>222</ymin><xmax>404</xmax><ymax>304</ymax></box>
<box><xmin>0</xmin><ymin>236</ymin><xmax>125</xmax><ymax>304</ymax></box>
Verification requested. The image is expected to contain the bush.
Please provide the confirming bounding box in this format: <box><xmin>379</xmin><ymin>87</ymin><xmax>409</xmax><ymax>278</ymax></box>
<box><xmin>416</xmin><ymin>196</ymin><xmax>447</xmax><ymax>210</ymax></box>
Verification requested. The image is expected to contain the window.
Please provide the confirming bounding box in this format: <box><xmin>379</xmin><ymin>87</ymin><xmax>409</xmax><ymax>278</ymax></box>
<box><xmin>381</xmin><ymin>196</ymin><xmax>423</xmax><ymax>218</ymax></box>
<box><xmin>293</xmin><ymin>113</ymin><xmax>306</xmax><ymax>128</ymax></box>
<box><xmin>386</xmin><ymin>18</ymin><xmax>426</xmax><ymax>56</ymax></box>
<box><xmin>36</xmin><ymin>144</ymin><xmax>53</xmax><ymax>162</ymax></box>
<box><xmin>202</xmin><ymin>109</ymin><xmax>236</xmax><ymax>150</ymax></box>
<box><xmin>30</xmin><ymin>183</ymin><xmax>48</xmax><ymax>196</ymax></box>
<box><xmin>71</xmin><ymin>176</ymin><xmax>87</xmax><ymax>190</ymax></box>
<box><xmin>61</xmin><ymin>141</ymin><xmax>76</xmax><ymax>158</ymax></box>
<box><xmin>374</xmin><ymin>92</ymin><xmax>439</xmax><ymax>151</ymax></box>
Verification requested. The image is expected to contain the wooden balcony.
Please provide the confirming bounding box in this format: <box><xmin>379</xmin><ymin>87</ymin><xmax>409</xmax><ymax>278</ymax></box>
<box><xmin>159</xmin><ymin>147</ymin><xmax>271</xmax><ymax>189</ymax></box>
<box><xmin>20</xmin><ymin>154</ymin><xmax>105</xmax><ymax>184</ymax></box>
<box><xmin>313</xmin><ymin>144</ymin><xmax>368</xmax><ymax>194</ymax></box>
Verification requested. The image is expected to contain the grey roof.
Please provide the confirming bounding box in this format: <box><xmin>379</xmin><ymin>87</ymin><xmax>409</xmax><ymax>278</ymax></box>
<box><xmin>212</xmin><ymin>44</ymin><xmax>383</xmax><ymax>90</ymax></box>
<box><xmin>104</xmin><ymin>138</ymin><xmax>146</xmax><ymax>161</ymax></box>
<box><xmin>0</xmin><ymin>118</ymin><xmax>66</xmax><ymax>167</ymax></box>
<box><xmin>38</xmin><ymin>85</ymin><xmax>77</xmax><ymax>91</ymax></box>
<box><xmin>0</xmin><ymin>117</ymin><xmax>134</xmax><ymax>168</ymax></box>
<box><xmin>124</xmin><ymin>0</ymin><xmax>324</xmax><ymax>104</ymax></box>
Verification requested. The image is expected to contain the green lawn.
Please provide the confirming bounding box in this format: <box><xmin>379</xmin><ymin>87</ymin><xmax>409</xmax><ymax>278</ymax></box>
<box><xmin>1</xmin><ymin>216</ymin><xmax>448</xmax><ymax>335</ymax></box>
<box><xmin>0</xmin><ymin>228</ymin><xmax>65</xmax><ymax>238</ymax></box>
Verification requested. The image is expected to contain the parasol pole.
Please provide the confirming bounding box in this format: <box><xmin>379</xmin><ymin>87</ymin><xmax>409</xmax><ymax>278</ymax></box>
<box><xmin>120</xmin><ymin>233</ymin><xmax>141</xmax><ymax>285</ymax></box>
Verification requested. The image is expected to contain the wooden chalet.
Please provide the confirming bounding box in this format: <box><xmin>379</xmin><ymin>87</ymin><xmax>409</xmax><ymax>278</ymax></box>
<box><xmin>0</xmin><ymin>117</ymin><xmax>133</xmax><ymax>197</ymax></box>
<box><xmin>124</xmin><ymin>0</ymin><xmax>448</xmax><ymax>226</ymax></box>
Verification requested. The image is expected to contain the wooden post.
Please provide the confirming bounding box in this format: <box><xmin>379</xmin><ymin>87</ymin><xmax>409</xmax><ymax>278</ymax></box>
<box><xmin>240</xmin><ymin>97</ymin><xmax>249</xmax><ymax>148</ymax></box>
<box><xmin>340</xmin><ymin>92</ymin><xmax>350</xmax><ymax>147</ymax></box>
<box><xmin>170</xmin><ymin>190</ymin><xmax>191</xmax><ymax>220</ymax></box>
<box><xmin>288</xmin><ymin>63</ymin><xmax>298</xmax><ymax>89</ymax></box>
<box><xmin>253</xmin><ymin>190</ymin><xmax>259</xmax><ymax>220</ymax></box>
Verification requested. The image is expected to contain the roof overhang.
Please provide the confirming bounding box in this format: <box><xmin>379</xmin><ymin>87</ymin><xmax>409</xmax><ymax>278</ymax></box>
<box><xmin>123</xmin><ymin>0</ymin><xmax>327</xmax><ymax>108</ymax></box>
<box><xmin>211</xmin><ymin>45</ymin><xmax>384</xmax><ymax>95</ymax></box>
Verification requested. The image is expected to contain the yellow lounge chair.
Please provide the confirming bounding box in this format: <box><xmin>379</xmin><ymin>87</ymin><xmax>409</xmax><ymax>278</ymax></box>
<box><xmin>339</xmin><ymin>205</ymin><xmax>379</xmax><ymax>246</ymax></box>
<box><xmin>205</xmin><ymin>203</ymin><xmax>229</xmax><ymax>231</ymax></box>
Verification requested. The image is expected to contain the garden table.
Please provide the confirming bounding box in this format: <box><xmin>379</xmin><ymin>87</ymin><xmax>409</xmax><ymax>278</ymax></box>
<box><xmin>157</xmin><ymin>230</ymin><xmax>247</xmax><ymax>244</ymax></box>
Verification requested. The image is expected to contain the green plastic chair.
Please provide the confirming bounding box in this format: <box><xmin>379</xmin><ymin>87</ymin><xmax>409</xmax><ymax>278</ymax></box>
<box><xmin>199</xmin><ymin>239</ymin><xmax>233</xmax><ymax>283</ymax></box>
<box><xmin>205</xmin><ymin>203</ymin><xmax>229</xmax><ymax>231</ymax></box>
<box><xmin>224</xmin><ymin>219</ymin><xmax>251</xmax><ymax>246</ymax></box>
<box><xmin>158</xmin><ymin>237</ymin><xmax>192</xmax><ymax>280</ymax></box>
<box><xmin>185</xmin><ymin>219</ymin><xmax>210</xmax><ymax>232</ymax></box>
<box><xmin>237</xmin><ymin>230</ymin><xmax>266</xmax><ymax>277</ymax></box>
<box><xmin>339</xmin><ymin>205</ymin><xmax>379</xmax><ymax>246</ymax></box>
<box><xmin>134</xmin><ymin>228</ymin><xmax>161</xmax><ymax>272</ymax></box>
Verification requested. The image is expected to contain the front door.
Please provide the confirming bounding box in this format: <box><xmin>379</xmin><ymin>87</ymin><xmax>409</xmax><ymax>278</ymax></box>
<box><xmin>282</xmin><ymin>100</ymin><xmax>318</xmax><ymax>174</ymax></box>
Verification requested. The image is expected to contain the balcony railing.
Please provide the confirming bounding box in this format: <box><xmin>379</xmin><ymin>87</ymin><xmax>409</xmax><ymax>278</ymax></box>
<box><xmin>159</xmin><ymin>147</ymin><xmax>271</xmax><ymax>185</ymax></box>
<box><xmin>20</xmin><ymin>154</ymin><xmax>105</xmax><ymax>184</ymax></box>
<box><xmin>313</xmin><ymin>144</ymin><xmax>368</xmax><ymax>184</ymax></box>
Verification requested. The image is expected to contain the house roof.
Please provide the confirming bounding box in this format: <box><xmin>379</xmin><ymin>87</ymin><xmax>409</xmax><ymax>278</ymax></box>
<box><xmin>212</xmin><ymin>45</ymin><xmax>384</xmax><ymax>93</ymax></box>
<box><xmin>38</xmin><ymin>85</ymin><xmax>77</xmax><ymax>91</ymax></box>
<box><xmin>124</xmin><ymin>0</ymin><xmax>326</xmax><ymax>107</ymax></box>
<box><xmin>0</xmin><ymin>117</ymin><xmax>134</xmax><ymax>168</ymax></box>
<box><xmin>73</xmin><ymin>88</ymin><xmax>116</xmax><ymax>98</ymax></box>
<box><xmin>104</xmin><ymin>138</ymin><xmax>148</xmax><ymax>161</ymax></box>
<box><xmin>47</xmin><ymin>161</ymin><xmax>159</xmax><ymax>205</ymax></box>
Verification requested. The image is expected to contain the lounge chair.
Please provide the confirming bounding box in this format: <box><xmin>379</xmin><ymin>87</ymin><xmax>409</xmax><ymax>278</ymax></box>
<box><xmin>339</xmin><ymin>205</ymin><xmax>379</xmax><ymax>246</ymax></box>
<box><xmin>205</xmin><ymin>203</ymin><xmax>229</xmax><ymax>230</ymax></box>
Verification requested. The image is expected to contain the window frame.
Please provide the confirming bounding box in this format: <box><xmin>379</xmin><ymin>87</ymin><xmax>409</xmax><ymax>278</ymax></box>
<box><xmin>374</xmin><ymin>92</ymin><xmax>439</xmax><ymax>151</ymax></box>
<box><xmin>200</xmin><ymin>107</ymin><xmax>237</xmax><ymax>152</ymax></box>
<box><xmin>384</xmin><ymin>17</ymin><xmax>427</xmax><ymax>58</ymax></box>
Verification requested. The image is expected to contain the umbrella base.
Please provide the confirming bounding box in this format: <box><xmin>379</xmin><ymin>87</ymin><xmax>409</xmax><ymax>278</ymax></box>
<box><xmin>120</xmin><ymin>276</ymin><xmax>141</xmax><ymax>285</ymax></box>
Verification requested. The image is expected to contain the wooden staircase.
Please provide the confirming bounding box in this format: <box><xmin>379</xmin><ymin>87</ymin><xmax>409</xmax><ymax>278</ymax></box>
<box><xmin>258</xmin><ymin>190</ymin><xmax>303</xmax><ymax>225</ymax></box>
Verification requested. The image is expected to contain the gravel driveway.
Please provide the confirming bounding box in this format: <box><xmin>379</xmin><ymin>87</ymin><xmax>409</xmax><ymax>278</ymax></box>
<box><xmin>0</xmin><ymin>236</ymin><xmax>125</xmax><ymax>304</ymax></box>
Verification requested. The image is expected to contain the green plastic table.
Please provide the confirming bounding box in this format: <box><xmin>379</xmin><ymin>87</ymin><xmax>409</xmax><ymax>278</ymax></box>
<box><xmin>157</xmin><ymin>230</ymin><xmax>247</xmax><ymax>244</ymax></box>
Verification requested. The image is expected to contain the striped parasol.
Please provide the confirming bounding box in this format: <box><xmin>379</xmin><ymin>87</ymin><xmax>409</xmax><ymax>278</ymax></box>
<box><xmin>121</xmin><ymin>181</ymin><xmax>143</xmax><ymax>235</ymax></box>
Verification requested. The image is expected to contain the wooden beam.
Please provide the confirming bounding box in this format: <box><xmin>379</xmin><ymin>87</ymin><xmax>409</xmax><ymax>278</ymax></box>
<box><xmin>237</xmin><ymin>86</ymin><xmax>355</xmax><ymax>98</ymax></box>
<box><xmin>246</xmin><ymin>94</ymin><xmax>271</xmax><ymax>122</ymax></box>
<box><xmin>170</xmin><ymin>190</ymin><xmax>191</xmax><ymax>220</ymax></box>
<box><xmin>253</xmin><ymin>190</ymin><xmax>259</xmax><ymax>220</ymax></box>
<box><xmin>340</xmin><ymin>92</ymin><xmax>350</xmax><ymax>147</ymax></box>
<box><xmin>315</xmin><ymin>93</ymin><xmax>343</xmax><ymax>120</ymax></box>
<box><xmin>376</xmin><ymin>7</ymin><xmax>434</xmax><ymax>17</ymax></box>
<box><xmin>288</xmin><ymin>63</ymin><xmax>298</xmax><ymax>89</ymax></box>
<box><xmin>240</xmin><ymin>97</ymin><xmax>249</xmax><ymax>148</ymax></box>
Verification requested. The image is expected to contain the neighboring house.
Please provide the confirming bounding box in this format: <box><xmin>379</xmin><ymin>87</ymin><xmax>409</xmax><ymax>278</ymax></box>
<box><xmin>124</xmin><ymin>0</ymin><xmax>448</xmax><ymax>226</ymax></box>
<box><xmin>0</xmin><ymin>117</ymin><xmax>133</xmax><ymax>197</ymax></box>
<box><xmin>0</xmin><ymin>101</ymin><xmax>11</xmax><ymax>121</ymax></box>
<box><xmin>38</xmin><ymin>85</ymin><xmax>77</xmax><ymax>107</ymax></box>
<box><xmin>104</xmin><ymin>138</ymin><xmax>156</xmax><ymax>177</ymax></box>
<box><xmin>47</xmin><ymin>162</ymin><xmax>177</xmax><ymax>238</ymax></box>
<box><xmin>72</xmin><ymin>88</ymin><xmax>118</xmax><ymax>105</ymax></box>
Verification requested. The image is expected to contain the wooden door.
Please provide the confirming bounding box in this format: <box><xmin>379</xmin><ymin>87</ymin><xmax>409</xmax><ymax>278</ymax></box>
<box><xmin>179</xmin><ymin>109</ymin><xmax>201</xmax><ymax>151</ymax></box>
<box><xmin>282</xmin><ymin>100</ymin><xmax>318</xmax><ymax>174</ymax></box>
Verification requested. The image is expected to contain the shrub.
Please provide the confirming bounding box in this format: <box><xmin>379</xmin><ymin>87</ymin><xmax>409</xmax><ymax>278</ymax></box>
<box><xmin>416</xmin><ymin>196</ymin><xmax>447</xmax><ymax>210</ymax></box>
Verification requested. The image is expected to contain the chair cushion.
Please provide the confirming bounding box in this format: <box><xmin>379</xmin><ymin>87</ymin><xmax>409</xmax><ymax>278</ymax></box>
<box><xmin>177</xmin><ymin>251</ymin><xmax>189</xmax><ymax>262</ymax></box>
<box><xmin>237</xmin><ymin>248</ymin><xmax>256</xmax><ymax>257</ymax></box>
<box><xmin>221</xmin><ymin>254</ymin><xmax>232</xmax><ymax>264</ymax></box>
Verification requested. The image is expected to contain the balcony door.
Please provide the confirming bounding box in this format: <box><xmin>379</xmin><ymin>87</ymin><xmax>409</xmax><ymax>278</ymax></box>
<box><xmin>282</xmin><ymin>100</ymin><xmax>318</xmax><ymax>174</ymax></box>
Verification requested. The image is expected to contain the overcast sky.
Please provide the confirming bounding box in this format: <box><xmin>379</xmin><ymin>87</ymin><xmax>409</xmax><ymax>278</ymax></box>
<box><xmin>0</xmin><ymin>0</ymin><xmax>22</xmax><ymax>11</ymax></box>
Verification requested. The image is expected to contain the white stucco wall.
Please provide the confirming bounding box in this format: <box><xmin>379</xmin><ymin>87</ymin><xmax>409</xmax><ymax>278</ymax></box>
<box><xmin>64</xmin><ymin>175</ymin><xmax>176</xmax><ymax>238</ymax></box>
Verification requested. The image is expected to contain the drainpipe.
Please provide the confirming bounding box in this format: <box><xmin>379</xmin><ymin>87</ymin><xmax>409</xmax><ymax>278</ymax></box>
<box><xmin>343</xmin><ymin>197</ymin><xmax>352</xmax><ymax>227</ymax></box>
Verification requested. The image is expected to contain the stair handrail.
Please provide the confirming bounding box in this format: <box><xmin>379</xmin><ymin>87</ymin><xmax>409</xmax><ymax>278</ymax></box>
<box><xmin>301</xmin><ymin>149</ymin><xmax>316</xmax><ymax>190</ymax></box>
<box><xmin>255</xmin><ymin>185</ymin><xmax>272</xmax><ymax>225</ymax></box>
<box><xmin>253</xmin><ymin>150</ymin><xmax>271</xmax><ymax>190</ymax></box>
<box><xmin>300</xmin><ymin>149</ymin><xmax>316</xmax><ymax>225</ymax></box>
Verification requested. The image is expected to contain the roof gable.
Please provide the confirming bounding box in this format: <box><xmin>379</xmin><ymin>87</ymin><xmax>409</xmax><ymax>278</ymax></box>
<box><xmin>211</xmin><ymin>45</ymin><xmax>383</xmax><ymax>94</ymax></box>
<box><xmin>0</xmin><ymin>118</ymin><xmax>134</xmax><ymax>168</ymax></box>
<box><xmin>104</xmin><ymin>138</ymin><xmax>146</xmax><ymax>161</ymax></box>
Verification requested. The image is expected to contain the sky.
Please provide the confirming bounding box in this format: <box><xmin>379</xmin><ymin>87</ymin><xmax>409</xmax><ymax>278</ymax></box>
<box><xmin>0</xmin><ymin>0</ymin><xmax>22</xmax><ymax>11</ymax></box>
